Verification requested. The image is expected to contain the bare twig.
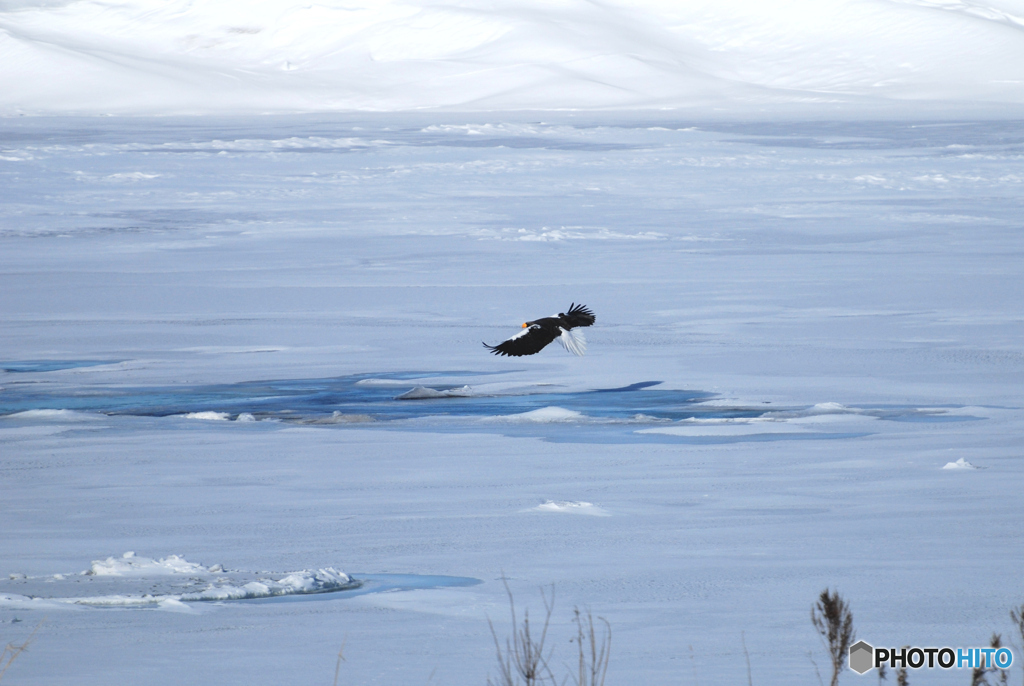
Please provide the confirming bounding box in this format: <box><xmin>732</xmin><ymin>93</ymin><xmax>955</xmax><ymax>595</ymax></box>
<box><xmin>894</xmin><ymin>659</ymin><xmax>908</xmax><ymax>686</ymax></box>
<box><xmin>332</xmin><ymin>635</ymin><xmax>346</xmax><ymax>686</ymax></box>
<box><xmin>0</xmin><ymin>620</ymin><xmax>43</xmax><ymax>683</ymax></box>
<box><xmin>972</xmin><ymin>633</ymin><xmax>1009</xmax><ymax>686</ymax></box>
<box><xmin>894</xmin><ymin>646</ymin><xmax>910</xmax><ymax>686</ymax></box>
<box><xmin>1010</xmin><ymin>605</ymin><xmax>1024</xmax><ymax>686</ymax></box>
<box><xmin>809</xmin><ymin>651</ymin><xmax>825</xmax><ymax>686</ymax></box>
<box><xmin>742</xmin><ymin>631</ymin><xmax>753</xmax><ymax>686</ymax></box>
<box><xmin>811</xmin><ymin>589</ymin><xmax>855</xmax><ymax>686</ymax></box>
<box><xmin>487</xmin><ymin>578</ymin><xmax>556</xmax><ymax>686</ymax></box>
<box><xmin>569</xmin><ymin>607</ymin><xmax>611</xmax><ymax>686</ymax></box>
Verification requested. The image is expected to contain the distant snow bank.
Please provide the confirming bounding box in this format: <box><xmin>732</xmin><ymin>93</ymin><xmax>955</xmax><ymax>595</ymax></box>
<box><xmin>2</xmin><ymin>0</ymin><xmax>1024</xmax><ymax>115</ymax></box>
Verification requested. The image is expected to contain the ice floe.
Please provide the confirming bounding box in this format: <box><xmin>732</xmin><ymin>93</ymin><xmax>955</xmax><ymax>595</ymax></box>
<box><xmin>178</xmin><ymin>568</ymin><xmax>354</xmax><ymax>602</ymax></box>
<box><xmin>0</xmin><ymin>553</ymin><xmax>359</xmax><ymax>609</ymax></box>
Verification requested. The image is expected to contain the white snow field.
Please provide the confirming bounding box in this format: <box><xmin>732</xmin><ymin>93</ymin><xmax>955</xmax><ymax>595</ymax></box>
<box><xmin>2</xmin><ymin>113</ymin><xmax>1023</xmax><ymax>685</ymax></box>
<box><xmin>4</xmin><ymin>0</ymin><xmax>1024</xmax><ymax>114</ymax></box>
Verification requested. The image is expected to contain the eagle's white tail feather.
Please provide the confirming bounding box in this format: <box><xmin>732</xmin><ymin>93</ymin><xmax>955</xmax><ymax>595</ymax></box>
<box><xmin>558</xmin><ymin>327</ymin><xmax>587</xmax><ymax>356</ymax></box>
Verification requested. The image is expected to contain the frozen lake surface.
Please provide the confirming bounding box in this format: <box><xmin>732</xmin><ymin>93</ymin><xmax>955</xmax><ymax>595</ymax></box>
<box><xmin>2</xmin><ymin>114</ymin><xmax>1024</xmax><ymax>684</ymax></box>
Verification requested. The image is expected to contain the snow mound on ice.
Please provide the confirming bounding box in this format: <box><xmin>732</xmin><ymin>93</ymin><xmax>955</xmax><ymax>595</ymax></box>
<box><xmin>809</xmin><ymin>402</ymin><xmax>849</xmax><ymax>413</ymax></box>
<box><xmin>181</xmin><ymin>411</ymin><xmax>231</xmax><ymax>420</ymax></box>
<box><xmin>502</xmin><ymin>407</ymin><xmax>585</xmax><ymax>422</ymax></box>
<box><xmin>86</xmin><ymin>552</ymin><xmax>215</xmax><ymax>577</ymax></box>
<box><xmin>532</xmin><ymin>500</ymin><xmax>610</xmax><ymax>517</ymax></box>
<box><xmin>942</xmin><ymin>458</ymin><xmax>981</xmax><ymax>470</ymax></box>
<box><xmin>396</xmin><ymin>385</ymin><xmax>473</xmax><ymax>399</ymax></box>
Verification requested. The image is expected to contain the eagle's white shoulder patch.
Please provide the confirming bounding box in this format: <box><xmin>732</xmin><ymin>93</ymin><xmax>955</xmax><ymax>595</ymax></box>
<box><xmin>510</xmin><ymin>324</ymin><xmax>538</xmax><ymax>341</ymax></box>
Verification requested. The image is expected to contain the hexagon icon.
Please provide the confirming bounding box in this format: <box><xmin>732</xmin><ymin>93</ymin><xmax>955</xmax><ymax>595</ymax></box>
<box><xmin>849</xmin><ymin>640</ymin><xmax>874</xmax><ymax>675</ymax></box>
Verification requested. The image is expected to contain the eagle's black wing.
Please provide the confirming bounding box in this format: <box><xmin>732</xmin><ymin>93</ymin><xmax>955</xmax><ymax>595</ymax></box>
<box><xmin>560</xmin><ymin>303</ymin><xmax>595</xmax><ymax>329</ymax></box>
<box><xmin>483</xmin><ymin>324</ymin><xmax>559</xmax><ymax>357</ymax></box>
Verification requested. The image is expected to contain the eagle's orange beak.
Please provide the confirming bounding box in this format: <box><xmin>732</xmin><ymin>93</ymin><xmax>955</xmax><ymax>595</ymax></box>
<box><xmin>521</xmin><ymin>323</ymin><xmax>528</xmax><ymax>328</ymax></box>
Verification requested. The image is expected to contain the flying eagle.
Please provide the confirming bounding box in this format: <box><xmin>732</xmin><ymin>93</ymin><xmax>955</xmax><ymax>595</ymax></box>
<box><xmin>484</xmin><ymin>303</ymin><xmax>596</xmax><ymax>357</ymax></box>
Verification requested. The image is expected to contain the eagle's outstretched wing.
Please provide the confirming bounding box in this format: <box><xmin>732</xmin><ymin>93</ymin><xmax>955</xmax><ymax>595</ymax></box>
<box><xmin>483</xmin><ymin>325</ymin><xmax>559</xmax><ymax>357</ymax></box>
<box><xmin>561</xmin><ymin>303</ymin><xmax>595</xmax><ymax>329</ymax></box>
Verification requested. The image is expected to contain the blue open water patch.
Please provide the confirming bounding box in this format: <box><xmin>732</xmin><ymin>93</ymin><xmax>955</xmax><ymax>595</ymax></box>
<box><xmin>1</xmin><ymin>360</ymin><xmax>119</xmax><ymax>373</ymax></box>
<box><xmin>0</xmin><ymin>371</ymin><xmax>721</xmax><ymax>420</ymax></box>
<box><xmin>0</xmin><ymin>370</ymin><xmax>977</xmax><ymax>444</ymax></box>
